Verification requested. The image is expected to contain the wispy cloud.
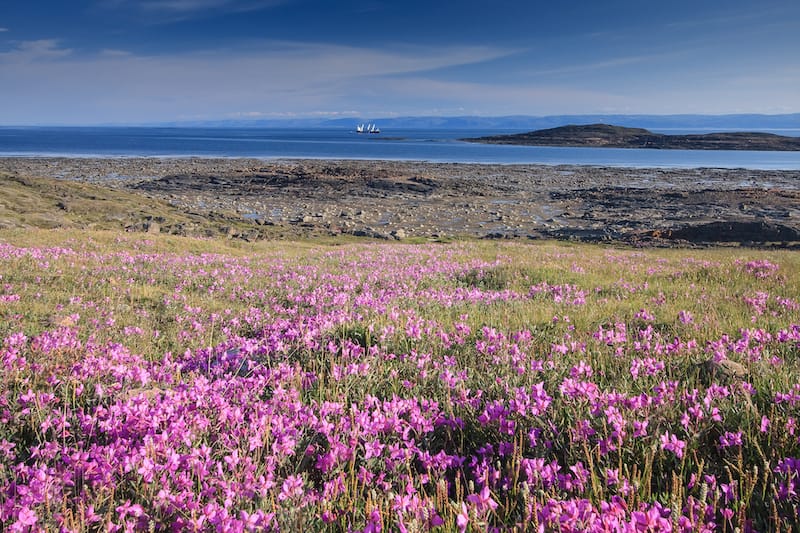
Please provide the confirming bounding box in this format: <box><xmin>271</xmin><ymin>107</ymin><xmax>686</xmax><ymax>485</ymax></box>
<box><xmin>0</xmin><ymin>28</ymin><xmax>9</xmax><ymax>33</ymax></box>
<box><xmin>98</xmin><ymin>0</ymin><xmax>287</xmax><ymax>18</ymax></box>
<box><xmin>140</xmin><ymin>0</ymin><xmax>285</xmax><ymax>13</ymax></box>
<box><xmin>0</xmin><ymin>39</ymin><xmax>516</xmax><ymax>123</ymax></box>
<box><xmin>100</xmin><ymin>48</ymin><xmax>134</xmax><ymax>57</ymax></box>
<box><xmin>664</xmin><ymin>5</ymin><xmax>791</xmax><ymax>30</ymax></box>
<box><xmin>368</xmin><ymin>77</ymin><xmax>633</xmax><ymax>115</ymax></box>
<box><xmin>0</xmin><ymin>40</ymin><xmax>73</xmax><ymax>63</ymax></box>
<box><xmin>523</xmin><ymin>53</ymin><xmax>664</xmax><ymax>78</ymax></box>
<box><xmin>225</xmin><ymin>109</ymin><xmax>362</xmax><ymax>119</ymax></box>
<box><xmin>1</xmin><ymin>34</ymin><xmax>797</xmax><ymax>124</ymax></box>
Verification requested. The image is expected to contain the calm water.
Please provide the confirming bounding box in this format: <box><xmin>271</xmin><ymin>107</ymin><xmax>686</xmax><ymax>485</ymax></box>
<box><xmin>2</xmin><ymin>126</ymin><xmax>800</xmax><ymax>169</ymax></box>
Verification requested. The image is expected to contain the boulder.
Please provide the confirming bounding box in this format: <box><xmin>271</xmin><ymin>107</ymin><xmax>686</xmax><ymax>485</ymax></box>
<box><xmin>697</xmin><ymin>358</ymin><xmax>747</xmax><ymax>382</ymax></box>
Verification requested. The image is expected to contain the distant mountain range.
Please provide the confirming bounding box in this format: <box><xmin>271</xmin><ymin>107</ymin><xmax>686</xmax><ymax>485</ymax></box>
<box><xmin>155</xmin><ymin>113</ymin><xmax>800</xmax><ymax>131</ymax></box>
<box><xmin>463</xmin><ymin>124</ymin><xmax>800</xmax><ymax>151</ymax></box>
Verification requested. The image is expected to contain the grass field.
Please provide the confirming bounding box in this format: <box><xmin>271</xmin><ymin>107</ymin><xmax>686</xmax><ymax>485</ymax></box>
<box><xmin>1</xmin><ymin>229</ymin><xmax>799</xmax><ymax>531</ymax></box>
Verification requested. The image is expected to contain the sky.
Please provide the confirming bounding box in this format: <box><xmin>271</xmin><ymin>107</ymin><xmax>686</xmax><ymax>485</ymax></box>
<box><xmin>1</xmin><ymin>0</ymin><xmax>799</xmax><ymax>125</ymax></box>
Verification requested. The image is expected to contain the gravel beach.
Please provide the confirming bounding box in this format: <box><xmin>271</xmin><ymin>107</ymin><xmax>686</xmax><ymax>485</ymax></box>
<box><xmin>2</xmin><ymin>157</ymin><xmax>799</xmax><ymax>245</ymax></box>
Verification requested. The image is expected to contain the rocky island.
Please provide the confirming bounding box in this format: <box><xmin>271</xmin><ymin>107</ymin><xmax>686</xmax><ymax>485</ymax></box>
<box><xmin>463</xmin><ymin>123</ymin><xmax>800</xmax><ymax>151</ymax></box>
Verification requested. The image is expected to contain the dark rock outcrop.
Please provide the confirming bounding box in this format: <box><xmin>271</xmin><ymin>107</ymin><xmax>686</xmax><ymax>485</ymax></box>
<box><xmin>667</xmin><ymin>221</ymin><xmax>800</xmax><ymax>243</ymax></box>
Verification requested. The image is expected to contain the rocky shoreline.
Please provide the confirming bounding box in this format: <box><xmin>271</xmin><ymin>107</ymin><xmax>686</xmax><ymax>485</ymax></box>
<box><xmin>1</xmin><ymin>157</ymin><xmax>799</xmax><ymax>246</ymax></box>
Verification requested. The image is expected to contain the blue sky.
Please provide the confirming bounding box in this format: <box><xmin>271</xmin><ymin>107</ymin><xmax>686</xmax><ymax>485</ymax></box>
<box><xmin>1</xmin><ymin>0</ymin><xmax>798</xmax><ymax>124</ymax></box>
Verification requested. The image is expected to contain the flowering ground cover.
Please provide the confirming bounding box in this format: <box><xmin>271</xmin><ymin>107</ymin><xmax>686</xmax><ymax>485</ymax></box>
<box><xmin>1</xmin><ymin>230</ymin><xmax>800</xmax><ymax>531</ymax></box>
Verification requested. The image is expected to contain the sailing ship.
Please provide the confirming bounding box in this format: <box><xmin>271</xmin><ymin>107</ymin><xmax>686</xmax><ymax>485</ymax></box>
<box><xmin>357</xmin><ymin>123</ymin><xmax>381</xmax><ymax>134</ymax></box>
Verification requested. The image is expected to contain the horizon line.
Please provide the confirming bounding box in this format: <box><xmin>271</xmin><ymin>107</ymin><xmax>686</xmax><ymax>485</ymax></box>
<box><xmin>3</xmin><ymin>112</ymin><xmax>800</xmax><ymax>128</ymax></box>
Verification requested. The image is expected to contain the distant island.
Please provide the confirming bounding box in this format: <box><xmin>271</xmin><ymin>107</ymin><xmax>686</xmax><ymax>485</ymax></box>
<box><xmin>462</xmin><ymin>124</ymin><xmax>800</xmax><ymax>151</ymax></box>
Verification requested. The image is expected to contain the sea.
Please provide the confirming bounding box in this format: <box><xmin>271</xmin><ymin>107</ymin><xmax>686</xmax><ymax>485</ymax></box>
<box><xmin>2</xmin><ymin>126</ymin><xmax>800</xmax><ymax>170</ymax></box>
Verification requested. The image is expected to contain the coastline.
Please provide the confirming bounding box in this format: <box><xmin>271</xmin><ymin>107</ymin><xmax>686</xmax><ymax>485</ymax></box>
<box><xmin>2</xmin><ymin>157</ymin><xmax>799</xmax><ymax>246</ymax></box>
<box><xmin>3</xmin><ymin>126</ymin><xmax>800</xmax><ymax>170</ymax></box>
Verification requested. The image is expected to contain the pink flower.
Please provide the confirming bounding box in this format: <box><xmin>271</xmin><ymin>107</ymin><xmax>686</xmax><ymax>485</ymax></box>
<box><xmin>466</xmin><ymin>485</ymin><xmax>498</xmax><ymax>514</ymax></box>
<box><xmin>660</xmin><ymin>431</ymin><xmax>686</xmax><ymax>459</ymax></box>
<box><xmin>15</xmin><ymin>507</ymin><xmax>38</xmax><ymax>528</ymax></box>
<box><xmin>456</xmin><ymin>502</ymin><xmax>470</xmax><ymax>532</ymax></box>
<box><xmin>719</xmin><ymin>431</ymin><xmax>743</xmax><ymax>448</ymax></box>
<box><xmin>363</xmin><ymin>439</ymin><xmax>385</xmax><ymax>460</ymax></box>
<box><xmin>115</xmin><ymin>500</ymin><xmax>145</xmax><ymax>519</ymax></box>
<box><xmin>631</xmin><ymin>503</ymin><xmax>671</xmax><ymax>531</ymax></box>
<box><xmin>278</xmin><ymin>474</ymin><xmax>305</xmax><ymax>501</ymax></box>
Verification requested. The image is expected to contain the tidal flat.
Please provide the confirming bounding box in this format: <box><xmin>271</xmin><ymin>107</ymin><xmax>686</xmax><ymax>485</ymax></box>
<box><xmin>1</xmin><ymin>157</ymin><xmax>799</xmax><ymax>245</ymax></box>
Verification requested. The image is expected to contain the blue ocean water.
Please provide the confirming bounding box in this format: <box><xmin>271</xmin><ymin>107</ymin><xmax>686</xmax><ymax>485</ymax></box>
<box><xmin>1</xmin><ymin>126</ymin><xmax>800</xmax><ymax>169</ymax></box>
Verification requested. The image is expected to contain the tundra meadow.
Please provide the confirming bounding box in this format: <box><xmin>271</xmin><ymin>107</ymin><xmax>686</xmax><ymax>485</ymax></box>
<box><xmin>1</xmin><ymin>230</ymin><xmax>800</xmax><ymax>532</ymax></box>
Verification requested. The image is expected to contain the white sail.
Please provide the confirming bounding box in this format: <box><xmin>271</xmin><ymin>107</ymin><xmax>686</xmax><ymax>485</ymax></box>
<box><xmin>356</xmin><ymin>122</ymin><xmax>380</xmax><ymax>134</ymax></box>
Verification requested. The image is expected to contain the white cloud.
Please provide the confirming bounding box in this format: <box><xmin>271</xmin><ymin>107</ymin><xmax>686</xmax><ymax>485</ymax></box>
<box><xmin>140</xmin><ymin>0</ymin><xmax>284</xmax><ymax>12</ymax></box>
<box><xmin>0</xmin><ymin>40</ymin><xmax>516</xmax><ymax>123</ymax></box>
<box><xmin>99</xmin><ymin>49</ymin><xmax>134</xmax><ymax>57</ymax></box>
<box><xmin>664</xmin><ymin>4</ymin><xmax>794</xmax><ymax>31</ymax></box>
<box><xmin>1</xmin><ymin>36</ymin><xmax>797</xmax><ymax>124</ymax></box>
<box><xmin>0</xmin><ymin>28</ymin><xmax>9</xmax><ymax>32</ymax></box>
<box><xmin>0</xmin><ymin>40</ymin><xmax>73</xmax><ymax>63</ymax></box>
<box><xmin>368</xmin><ymin>77</ymin><xmax>633</xmax><ymax>115</ymax></box>
<box><xmin>226</xmin><ymin>109</ymin><xmax>362</xmax><ymax>118</ymax></box>
<box><xmin>95</xmin><ymin>0</ymin><xmax>289</xmax><ymax>24</ymax></box>
<box><xmin>522</xmin><ymin>54</ymin><xmax>662</xmax><ymax>78</ymax></box>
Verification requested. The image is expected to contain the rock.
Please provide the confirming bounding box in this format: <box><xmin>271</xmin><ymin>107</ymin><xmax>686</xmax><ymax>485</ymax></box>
<box><xmin>669</xmin><ymin>221</ymin><xmax>800</xmax><ymax>243</ymax></box>
<box><xmin>697</xmin><ymin>358</ymin><xmax>748</xmax><ymax>383</ymax></box>
<box><xmin>125</xmin><ymin>220</ymin><xmax>162</xmax><ymax>234</ymax></box>
<box><xmin>391</xmin><ymin>229</ymin><xmax>407</xmax><ymax>240</ymax></box>
<box><xmin>240</xmin><ymin>229</ymin><xmax>261</xmax><ymax>242</ymax></box>
<box><xmin>6</xmin><ymin>157</ymin><xmax>800</xmax><ymax>246</ymax></box>
<box><xmin>352</xmin><ymin>227</ymin><xmax>389</xmax><ymax>240</ymax></box>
